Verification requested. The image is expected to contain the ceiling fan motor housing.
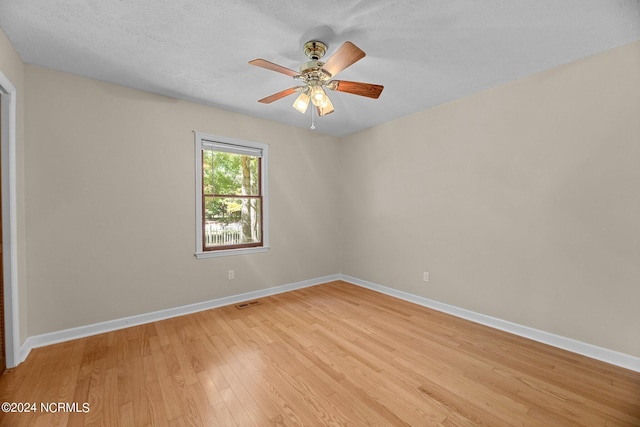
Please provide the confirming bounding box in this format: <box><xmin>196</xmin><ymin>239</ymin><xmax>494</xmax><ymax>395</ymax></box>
<box><xmin>300</xmin><ymin>60</ymin><xmax>326</xmax><ymax>76</ymax></box>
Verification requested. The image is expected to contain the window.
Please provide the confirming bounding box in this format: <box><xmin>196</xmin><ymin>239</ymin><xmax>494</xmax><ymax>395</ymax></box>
<box><xmin>194</xmin><ymin>132</ymin><xmax>268</xmax><ymax>258</ymax></box>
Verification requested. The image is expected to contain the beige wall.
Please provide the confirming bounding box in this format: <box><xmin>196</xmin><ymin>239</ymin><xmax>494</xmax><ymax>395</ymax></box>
<box><xmin>3</xmin><ymin>28</ymin><xmax>639</xmax><ymax>359</ymax></box>
<box><xmin>340</xmin><ymin>41</ymin><xmax>640</xmax><ymax>356</ymax></box>
<box><xmin>24</xmin><ymin>65</ymin><xmax>340</xmax><ymax>335</ymax></box>
<box><xmin>0</xmin><ymin>28</ymin><xmax>28</xmax><ymax>344</ymax></box>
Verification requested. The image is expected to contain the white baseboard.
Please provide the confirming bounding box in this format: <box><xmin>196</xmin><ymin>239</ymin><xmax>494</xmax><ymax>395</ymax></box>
<box><xmin>19</xmin><ymin>274</ymin><xmax>340</xmax><ymax>364</ymax></box>
<box><xmin>18</xmin><ymin>273</ymin><xmax>639</xmax><ymax>373</ymax></box>
<box><xmin>340</xmin><ymin>274</ymin><xmax>640</xmax><ymax>373</ymax></box>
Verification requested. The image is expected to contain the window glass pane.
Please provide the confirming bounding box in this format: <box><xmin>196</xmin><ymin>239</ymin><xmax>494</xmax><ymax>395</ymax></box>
<box><xmin>230</xmin><ymin>153</ymin><xmax>260</xmax><ymax>196</ymax></box>
<box><xmin>207</xmin><ymin>151</ymin><xmax>260</xmax><ymax>196</ymax></box>
<box><xmin>240</xmin><ymin>156</ymin><xmax>260</xmax><ymax>197</ymax></box>
<box><xmin>204</xmin><ymin>197</ymin><xmax>261</xmax><ymax>248</ymax></box>
<box><xmin>202</xmin><ymin>150</ymin><xmax>214</xmax><ymax>194</ymax></box>
<box><xmin>241</xmin><ymin>198</ymin><xmax>261</xmax><ymax>242</ymax></box>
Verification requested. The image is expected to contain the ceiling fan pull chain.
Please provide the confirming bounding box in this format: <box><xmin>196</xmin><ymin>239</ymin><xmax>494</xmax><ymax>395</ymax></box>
<box><xmin>310</xmin><ymin>105</ymin><xmax>316</xmax><ymax>130</ymax></box>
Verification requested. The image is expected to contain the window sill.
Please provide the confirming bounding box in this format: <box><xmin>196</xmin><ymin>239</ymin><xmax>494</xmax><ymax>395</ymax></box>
<box><xmin>195</xmin><ymin>246</ymin><xmax>270</xmax><ymax>259</ymax></box>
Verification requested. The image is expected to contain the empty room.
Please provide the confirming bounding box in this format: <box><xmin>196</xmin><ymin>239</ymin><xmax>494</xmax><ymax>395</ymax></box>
<box><xmin>0</xmin><ymin>1</ymin><xmax>639</xmax><ymax>425</ymax></box>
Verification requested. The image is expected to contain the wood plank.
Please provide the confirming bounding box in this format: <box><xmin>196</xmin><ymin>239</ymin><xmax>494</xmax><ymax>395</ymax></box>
<box><xmin>0</xmin><ymin>280</ymin><xmax>638</xmax><ymax>426</ymax></box>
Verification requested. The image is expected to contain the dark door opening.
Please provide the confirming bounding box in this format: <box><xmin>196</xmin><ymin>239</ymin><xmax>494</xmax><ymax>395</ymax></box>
<box><xmin>0</xmin><ymin>96</ymin><xmax>5</xmax><ymax>374</ymax></box>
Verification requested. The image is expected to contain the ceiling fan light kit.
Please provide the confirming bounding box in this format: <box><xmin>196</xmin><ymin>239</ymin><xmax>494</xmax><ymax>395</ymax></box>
<box><xmin>293</xmin><ymin>91</ymin><xmax>311</xmax><ymax>114</ymax></box>
<box><xmin>249</xmin><ymin>40</ymin><xmax>383</xmax><ymax>127</ymax></box>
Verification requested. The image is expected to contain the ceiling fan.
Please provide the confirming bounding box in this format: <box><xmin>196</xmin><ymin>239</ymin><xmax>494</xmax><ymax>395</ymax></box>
<box><xmin>249</xmin><ymin>40</ymin><xmax>383</xmax><ymax>118</ymax></box>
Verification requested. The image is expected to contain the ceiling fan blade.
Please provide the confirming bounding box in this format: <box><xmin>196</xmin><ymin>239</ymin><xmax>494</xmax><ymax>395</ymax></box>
<box><xmin>321</xmin><ymin>41</ymin><xmax>365</xmax><ymax>77</ymax></box>
<box><xmin>249</xmin><ymin>59</ymin><xmax>299</xmax><ymax>77</ymax></box>
<box><xmin>258</xmin><ymin>87</ymin><xmax>303</xmax><ymax>104</ymax></box>
<box><xmin>328</xmin><ymin>80</ymin><xmax>384</xmax><ymax>99</ymax></box>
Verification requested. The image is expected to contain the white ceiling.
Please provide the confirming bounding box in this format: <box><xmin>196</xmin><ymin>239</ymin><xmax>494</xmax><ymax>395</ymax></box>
<box><xmin>1</xmin><ymin>1</ymin><xmax>639</xmax><ymax>136</ymax></box>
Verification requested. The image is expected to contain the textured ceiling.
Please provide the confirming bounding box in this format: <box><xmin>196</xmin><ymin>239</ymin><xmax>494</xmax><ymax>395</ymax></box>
<box><xmin>1</xmin><ymin>0</ymin><xmax>639</xmax><ymax>136</ymax></box>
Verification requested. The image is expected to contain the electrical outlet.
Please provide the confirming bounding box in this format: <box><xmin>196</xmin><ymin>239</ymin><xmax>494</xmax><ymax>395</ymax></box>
<box><xmin>423</xmin><ymin>271</ymin><xmax>429</xmax><ymax>282</ymax></box>
<box><xmin>228</xmin><ymin>270</ymin><xmax>235</xmax><ymax>280</ymax></box>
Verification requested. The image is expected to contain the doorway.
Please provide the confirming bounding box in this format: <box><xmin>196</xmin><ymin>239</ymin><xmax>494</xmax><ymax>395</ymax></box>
<box><xmin>0</xmin><ymin>97</ymin><xmax>4</xmax><ymax>374</ymax></box>
<box><xmin>0</xmin><ymin>71</ymin><xmax>17</xmax><ymax>369</ymax></box>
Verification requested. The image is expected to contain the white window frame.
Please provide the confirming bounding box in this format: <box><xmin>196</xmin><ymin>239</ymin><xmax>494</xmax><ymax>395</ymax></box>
<box><xmin>194</xmin><ymin>131</ymin><xmax>269</xmax><ymax>259</ymax></box>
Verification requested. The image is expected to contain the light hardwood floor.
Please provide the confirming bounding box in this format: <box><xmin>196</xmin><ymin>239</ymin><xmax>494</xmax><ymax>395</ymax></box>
<box><xmin>1</xmin><ymin>281</ymin><xmax>639</xmax><ymax>426</ymax></box>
